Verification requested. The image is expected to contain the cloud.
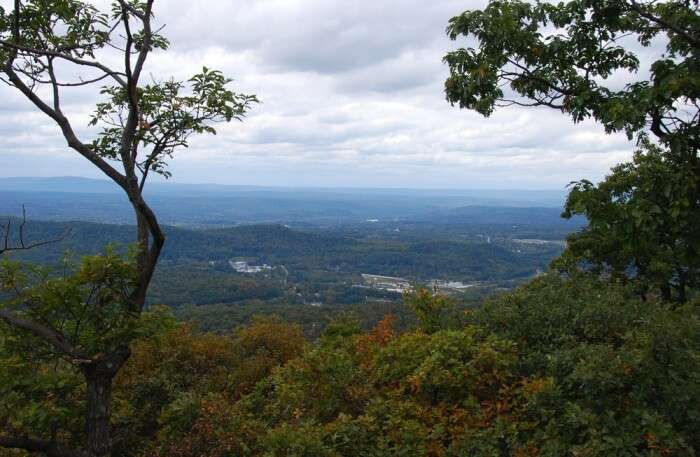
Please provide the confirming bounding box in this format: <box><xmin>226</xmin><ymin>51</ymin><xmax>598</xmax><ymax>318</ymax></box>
<box><xmin>0</xmin><ymin>0</ymin><xmax>640</xmax><ymax>190</ymax></box>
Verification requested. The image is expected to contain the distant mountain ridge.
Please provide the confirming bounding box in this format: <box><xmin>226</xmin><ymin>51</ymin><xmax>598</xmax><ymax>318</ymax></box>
<box><xmin>0</xmin><ymin>176</ymin><xmax>567</xmax><ymax>206</ymax></box>
<box><xmin>0</xmin><ymin>176</ymin><xmax>121</xmax><ymax>193</ymax></box>
<box><xmin>1</xmin><ymin>177</ymin><xmax>572</xmax><ymax>228</ymax></box>
<box><xmin>420</xmin><ymin>205</ymin><xmax>579</xmax><ymax>226</ymax></box>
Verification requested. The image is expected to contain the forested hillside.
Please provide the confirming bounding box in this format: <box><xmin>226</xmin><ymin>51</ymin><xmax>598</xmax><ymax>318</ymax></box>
<box><xmin>2</xmin><ymin>217</ymin><xmax>564</xmax><ymax>331</ymax></box>
<box><xmin>7</xmin><ymin>218</ymin><xmax>565</xmax><ymax>279</ymax></box>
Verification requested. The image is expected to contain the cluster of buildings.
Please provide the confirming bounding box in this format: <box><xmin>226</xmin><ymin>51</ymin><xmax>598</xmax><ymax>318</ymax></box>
<box><xmin>360</xmin><ymin>274</ymin><xmax>412</xmax><ymax>293</ymax></box>
<box><xmin>360</xmin><ymin>274</ymin><xmax>476</xmax><ymax>294</ymax></box>
<box><xmin>229</xmin><ymin>260</ymin><xmax>273</xmax><ymax>274</ymax></box>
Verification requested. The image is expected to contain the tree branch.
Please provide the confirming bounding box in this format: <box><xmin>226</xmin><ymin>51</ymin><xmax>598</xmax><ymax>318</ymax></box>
<box><xmin>0</xmin><ymin>207</ymin><xmax>71</xmax><ymax>255</ymax></box>
<box><xmin>117</xmin><ymin>0</ymin><xmax>145</xmax><ymax>20</ymax></box>
<box><xmin>0</xmin><ymin>435</ymin><xmax>81</xmax><ymax>457</ymax></box>
<box><xmin>0</xmin><ymin>41</ymin><xmax>127</xmax><ymax>87</ymax></box>
<box><xmin>629</xmin><ymin>0</ymin><xmax>700</xmax><ymax>48</ymax></box>
<box><xmin>2</xmin><ymin>65</ymin><xmax>127</xmax><ymax>189</ymax></box>
<box><xmin>119</xmin><ymin>0</ymin><xmax>154</xmax><ymax>175</ymax></box>
<box><xmin>0</xmin><ymin>308</ymin><xmax>92</xmax><ymax>364</ymax></box>
<box><xmin>47</xmin><ymin>58</ymin><xmax>61</xmax><ymax>112</ymax></box>
<box><xmin>18</xmin><ymin>71</ymin><xmax>114</xmax><ymax>87</ymax></box>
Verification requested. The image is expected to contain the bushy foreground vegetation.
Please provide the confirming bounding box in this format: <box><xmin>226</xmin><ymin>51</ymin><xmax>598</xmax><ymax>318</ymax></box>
<box><xmin>3</xmin><ymin>274</ymin><xmax>697</xmax><ymax>456</ymax></box>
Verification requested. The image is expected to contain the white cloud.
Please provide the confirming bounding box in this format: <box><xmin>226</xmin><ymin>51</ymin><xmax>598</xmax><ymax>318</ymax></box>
<box><xmin>0</xmin><ymin>0</ymin><xmax>641</xmax><ymax>190</ymax></box>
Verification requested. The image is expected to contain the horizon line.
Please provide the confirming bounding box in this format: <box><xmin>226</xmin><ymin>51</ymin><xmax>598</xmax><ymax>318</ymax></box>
<box><xmin>0</xmin><ymin>175</ymin><xmax>571</xmax><ymax>193</ymax></box>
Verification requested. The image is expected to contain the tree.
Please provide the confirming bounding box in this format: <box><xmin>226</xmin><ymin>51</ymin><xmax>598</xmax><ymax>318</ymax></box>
<box><xmin>558</xmin><ymin>140</ymin><xmax>700</xmax><ymax>303</ymax></box>
<box><xmin>443</xmin><ymin>0</ymin><xmax>699</xmax><ymax>301</ymax></box>
<box><xmin>0</xmin><ymin>1</ymin><xmax>257</xmax><ymax>456</ymax></box>
<box><xmin>404</xmin><ymin>287</ymin><xmax>458</xmax><ymax>334</ymax></box>
<box><xmin>468</xmin><ymin>273</ymin><xmax>700</xmax><ymax>455</ymax></box>
<box><xmin>444</xmin><ymin>0</ymin><xmax>699</xmax><ymax>154</ymax></box>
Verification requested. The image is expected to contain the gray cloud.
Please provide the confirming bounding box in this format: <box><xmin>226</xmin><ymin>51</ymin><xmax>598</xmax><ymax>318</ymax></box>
<box><xmin>0</xmin><ymin>0</ymin><xmax>639</xmax><ymax>190</ymax></box>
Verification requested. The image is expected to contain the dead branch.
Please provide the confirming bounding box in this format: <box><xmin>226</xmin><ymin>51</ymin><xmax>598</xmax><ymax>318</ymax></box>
<box><xmin>0</xmin><ymin>206</ymin><xmax>71</xmax><ymax>256</ymax></box>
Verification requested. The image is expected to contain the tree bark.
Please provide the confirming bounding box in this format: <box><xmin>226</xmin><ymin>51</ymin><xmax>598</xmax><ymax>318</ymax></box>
<box><xmin>661</xmin><ymin>283</ymin><xmax>672</xmax><ymax>302</ymax></box>
<box><xmin>84</xmin><ymin>373</ymin><xmax>112</xmax><ymax>457</ymax></box>
<box><xmin>82</xmin><ymin>348</ymin><xmax>129</xmax><ymax>457</ymax></box>
<box><xmin>677</xmin><ymin>270</ymin><xmax>687</xmax><ymax>305</ymax></box>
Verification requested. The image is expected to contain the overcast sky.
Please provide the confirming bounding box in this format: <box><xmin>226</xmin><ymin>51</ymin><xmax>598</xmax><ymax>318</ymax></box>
<box><xmin>0</xmin><ymin>0</ymin><xmax>640</xmax><ymax>190</ymax></box>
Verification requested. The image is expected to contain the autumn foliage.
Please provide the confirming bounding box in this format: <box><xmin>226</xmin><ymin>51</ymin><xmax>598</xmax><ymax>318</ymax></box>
<box><xmin>1</xmin><ymin>276</ymin><xmax>675</xmax><ymax>456</ymax></box>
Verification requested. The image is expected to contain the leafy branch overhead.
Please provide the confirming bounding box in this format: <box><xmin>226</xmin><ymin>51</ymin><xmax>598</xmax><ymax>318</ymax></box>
<box><xmin>443</xmin><ymin>0</ymin><xmax>699</xmax><ymax>153</ymax></box>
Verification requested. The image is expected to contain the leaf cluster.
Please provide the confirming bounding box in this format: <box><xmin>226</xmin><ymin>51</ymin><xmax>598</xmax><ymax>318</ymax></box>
<box><xmin>0</xmin><ymin>248</ymin><xmax>139</xmax><ymax>361</ymax></box>
<box><xmin>558</xmin><ymin>140</ymin><xmax>700</xmax><ymax>302</ymax></box>
<box><xmin>444</xmin><ymin>0</ymin><xmax>699</xmax><ymax>152</ymax></box>
<box><xmin>89</xmin><ymin>67</ymin><xmax>258</xmax><ymax>180</ymax></box>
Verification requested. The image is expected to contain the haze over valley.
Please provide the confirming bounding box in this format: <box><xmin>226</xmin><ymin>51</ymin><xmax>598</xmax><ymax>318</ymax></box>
<box><xmin>2</xmin><ymin>176</ymin><xmax>580</xmax><ymax>334</ymax></box>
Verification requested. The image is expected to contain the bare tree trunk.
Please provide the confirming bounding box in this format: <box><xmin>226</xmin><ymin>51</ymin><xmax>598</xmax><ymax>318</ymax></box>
<box><xmin>82</xmin><ymin>348</ymin><xmax>130</xmax><ymax>457</ymax></box>
<box><xmin>677</xmin><ymin>271</ymin><xmax>687</xmax><ymax>305</ymax></box>
<box><xmin>661</xmin><ymin>283</ymin><xmax>672</xmax><ymax>302</ymax></box>
<box><xmin>84</xmin><ymin>372</ymin><xmax>112</xmax><ymax>457</ymax></box>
